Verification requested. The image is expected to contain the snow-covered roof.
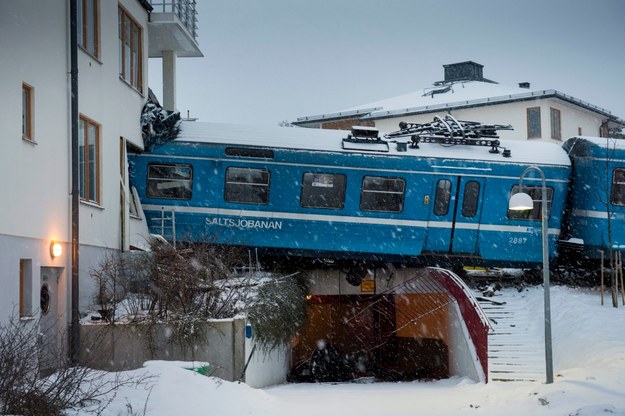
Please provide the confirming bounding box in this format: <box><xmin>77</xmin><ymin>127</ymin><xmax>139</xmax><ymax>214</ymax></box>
<box><xmin>295</xmin><ymin>80</ymin><xmax>623</xmax><ymax>125</ymax></box>
<box><xmin>176</xmin><ymin>120</ymin><xmax>571</xmax><ymax>166</ymax></box>
<box><xmin>567</xmin><ymin>136</ymin><xmax>625</xmax><ymax>150</ymax></box>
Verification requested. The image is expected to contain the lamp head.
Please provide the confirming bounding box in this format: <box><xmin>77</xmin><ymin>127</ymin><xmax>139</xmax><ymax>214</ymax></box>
<box><xmin>509</xmin><ymin>192</ymin><xmax>534</xmax><ymax>211</ymax></box>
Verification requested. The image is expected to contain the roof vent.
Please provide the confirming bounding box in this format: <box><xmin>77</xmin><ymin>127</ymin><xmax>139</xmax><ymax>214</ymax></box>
<box><xmin>518</xmin><ymin>82</ymin><xmax>530</xmax><ymax>89</ymax></box>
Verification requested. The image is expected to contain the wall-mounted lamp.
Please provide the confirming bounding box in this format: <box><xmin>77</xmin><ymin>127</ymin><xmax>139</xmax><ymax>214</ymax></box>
<box><xmin>50</xmin><ymin>241</ymin><xmax>62</xmax><ymax>259</ymax></box>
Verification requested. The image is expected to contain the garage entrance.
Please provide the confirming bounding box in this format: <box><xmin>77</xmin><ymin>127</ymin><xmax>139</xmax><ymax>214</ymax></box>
<box><xmin>290</xmin><ymin>267</ymin><xmax>489</xmax><ymax>383</ymax></box>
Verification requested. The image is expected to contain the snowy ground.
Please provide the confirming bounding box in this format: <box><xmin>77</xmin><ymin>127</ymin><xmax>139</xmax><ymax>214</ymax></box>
<box><xmin>74</xmin><ymin>285</ymin><xmax>625</xmax><ymax>416</ymax></box>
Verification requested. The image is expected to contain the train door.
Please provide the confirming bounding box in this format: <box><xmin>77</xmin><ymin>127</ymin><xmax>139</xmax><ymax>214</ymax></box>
<box><xmin>424</xmin><ymin>176</ymin><xmax>484</xmax><ymax>254</ymax></box>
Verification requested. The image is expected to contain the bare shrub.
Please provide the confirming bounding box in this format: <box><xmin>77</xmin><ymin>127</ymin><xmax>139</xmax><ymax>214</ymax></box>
<box><xmin>0</xmin><ymin>314</ymin><xmax>151</xmax><ymax>415</ymax></box>
<box><xmin>246</xmin><ymin>273</ymin><xmax>309</xmax><ymax>352</ymax></box>
<box><xmin>89</xmin><ymin>237</ymin><xmax>251</xmax><ymax>353</ymax></box>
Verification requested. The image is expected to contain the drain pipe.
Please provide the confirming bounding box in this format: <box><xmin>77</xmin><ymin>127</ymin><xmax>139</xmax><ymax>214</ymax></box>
<box><xmin>69</xmin><ymin>0</ymin><xmax>80</xmax><ymax>365</ymax></box>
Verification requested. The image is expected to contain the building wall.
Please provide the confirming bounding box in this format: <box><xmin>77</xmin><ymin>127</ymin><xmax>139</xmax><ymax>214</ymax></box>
<box><xmin>0</xmin><ymin>0</ymin><xmax>151</xmax><ymax>326</ymax></box>
<box><xmin>0</xmin><ymin>0</ymin><xmax>72</xmax><ymax>326</ymax></box>
<box><xmin>76</xmin><ymin>0</ymin><xmax>150</xmax><ymax>306</ymax></box>
<box><xmin>371</xmin><ymin>98</ymin><xmax>606</xmax><ymax>142</ymax></box>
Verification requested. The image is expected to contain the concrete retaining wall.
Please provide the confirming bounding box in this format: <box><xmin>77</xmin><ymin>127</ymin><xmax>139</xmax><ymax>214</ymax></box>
<box><xmin>80</xmin><ymin>318</ymin><xmax>246</xmax><ymax>382</ymax></box>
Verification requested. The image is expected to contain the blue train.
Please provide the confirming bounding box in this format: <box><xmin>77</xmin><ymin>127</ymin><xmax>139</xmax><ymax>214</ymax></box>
<box><xmin>559</xmin><ymin>136</ymin><xmax>625</xmax><ymax>268</ymax></box>
<box><xmin>130</xmin><ymin>116</ymin><xmax>625</xmax><ymax>275</ymax></box>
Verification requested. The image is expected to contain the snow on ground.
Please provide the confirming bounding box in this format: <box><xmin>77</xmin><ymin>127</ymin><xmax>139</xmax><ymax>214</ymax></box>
<box><xmin>75</xmin><ymin>285</ymin><xmax>625</xmax><ymax>416</ymax></box>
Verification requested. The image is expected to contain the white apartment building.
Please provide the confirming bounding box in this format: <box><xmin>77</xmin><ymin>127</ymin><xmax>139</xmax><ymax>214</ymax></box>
<box><xmin>294</xmin><ymin>61</ymin><xmax>625</xmax><ymax>140</ymax></box>
<box><xmin>0</xmin><ymin>0</ymin><xmax>201</xmax><ymax>364</ymax></box>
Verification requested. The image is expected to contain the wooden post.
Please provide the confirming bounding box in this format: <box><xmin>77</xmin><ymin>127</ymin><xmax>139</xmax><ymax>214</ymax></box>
<box><xmin>620</xmin><ymin>252</ymin><xmax>625</xmax><ymax>306</ymax></box>
<box><xmin>600</xmin><ymin>250</ymin><xmax>605</xmax><ymax>305</ymax></box>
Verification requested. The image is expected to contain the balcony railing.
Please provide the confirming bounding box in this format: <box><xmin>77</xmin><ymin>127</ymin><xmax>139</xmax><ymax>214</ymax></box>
<box><xmin>150</xmin><ymin>0</ymin><xmax>199</xmax><ymax>41</ymax></box>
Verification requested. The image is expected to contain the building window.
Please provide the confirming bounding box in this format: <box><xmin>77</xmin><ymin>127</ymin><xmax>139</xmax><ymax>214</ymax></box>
<box><xmin>78</xmin><ymin>0</ymin><xmax>99</xmax><ymax>58</ymax></box>
<box><xmin>147</xmin><ymin>164</ymin><xmax>193</xmax><ymax>200</ymax></box>
<box><xmin>461</xmin><ymin>181</ymin><xmax>481</xmax><ymax>218</ymax></box>
<box><xmin>22</xmin><ymin>83</ymin><xmax>34</xmax><ymax>141</ymax></box>
<box><xmin>550</xmin><ymin>108</ymin><xmax>561</xmax><ymax>140</ymax></box>
<box><xmin>360</xmin><ymin>176</ymin><xmax>405</xmax><ymax>213</ymax></box>
<box><xmin>301</xmin><ymin>172</ymin><xmax>346</xmax><ymax>209</ymax></box>
<box><xmin>119</xmin><ymin>7</ymin><xmax>143</xmax><ymax>92</ymax></box>
<box><xmin>225</xmin><ymin>167</ymin><xmax>270</xmax><ymax>204</ymax></box>
<box><xmin>611</xmin><ymin>169</ymin><xmax>625</xmax><ymax>206</ymax></box>
<box><xmin>507</xmin><ymin>186</ymin><xmax>553</xmax><ymax>220</ymax></box>
<box><xmin>79</xmin><ymin>116</ymin><xmax>100</xmax><ymax>203</ymax></box>
<box><xmin>434</xmin><ymin>179</ymin><xmax>452</xmax><ymax>216</ymax></box>
<box><xmin>527</xmin><ymin>107</ymin><xmax>541</xmax><ymax>139</ymax></box>
<box><xmin>19</xmin><ymin>259</ymin><xmax>33</xmax><ymax>318</ymax></box>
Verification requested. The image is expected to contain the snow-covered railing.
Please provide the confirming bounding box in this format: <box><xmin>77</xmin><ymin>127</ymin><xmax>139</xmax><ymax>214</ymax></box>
<box><xmin>149</xmin><ymin>0</ymin><xmax>198</xmax><ymax>41</ymax></box>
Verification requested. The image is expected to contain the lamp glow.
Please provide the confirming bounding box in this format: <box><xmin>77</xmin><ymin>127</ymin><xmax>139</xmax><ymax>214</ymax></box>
<box><xmin>50</xmin><ymin>241</ymin><xmax>62</xmax><ymax>259</ymax></box>
<box><xmin>508</xmin><ymin>192</ymin><xmax>534</xmax><ymax>211</ymax></box>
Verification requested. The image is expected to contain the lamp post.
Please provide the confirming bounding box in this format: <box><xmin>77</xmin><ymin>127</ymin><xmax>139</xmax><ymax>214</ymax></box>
<box><xmin>508</xmin><ymin>165</ymin><xmax>554</xmax><ymax>384</ymax></box>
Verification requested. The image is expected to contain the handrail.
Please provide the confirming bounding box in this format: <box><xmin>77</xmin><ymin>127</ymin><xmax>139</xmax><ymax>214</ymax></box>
<box><xmin>149</xmin><ymin>0</ymin><xmax>198</xmax><ymax>41</ymax></box>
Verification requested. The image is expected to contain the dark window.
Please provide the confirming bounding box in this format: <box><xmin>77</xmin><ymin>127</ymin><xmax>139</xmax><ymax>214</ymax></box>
<box><xmin>507</xmin><ymin>185</ymin><xmax>553</xmax><ymax>220</ymax></box>
<box><xmin>611</xmin><ymin>169</ymin><xmax>625</xmax><ymax>205</ymax></box>
<box><xmin>360</xmin><ymin>176</ymin><xmax>405</xmax><ymax>212</ymax></box>
<box><xmin>434</xmin><ymin>180</ymin><xmax>452</xmax><ymax>216</ymax></box>
<box><xmin>225</xmin><ymin>147</ymin><xmax>274</xmax><ymax>159</ymax></box>
<box><xmin>78</xmin><ymin>0</ymin><xmax>99</xmax><ymax>58</ymax></box>
<box><xmin>301</xmin><ymin>172</ymin><xmax>346</xmax><ymax>209</ymax></box>
<box><xmin>462</xmin><ymin>181</ymin><xmax>480</xmax><ymax>217</ymax></box>
<box><xmin>79</xmin><ymin>116</ymin><xmax>101</xmax><ymax>203</ymax></box>
<box><xmin>527</xmin><ymin>107</ymin><xmax>541</xmax><ymax>139</ymax></box>
<box><xmin>147</xmin><ymin>164</ymin><xmax>193</xmax><ymax>200</ymax></box>
<box><xmin>119</xmin><ymin>6</ymin><xmax>143</xmax><ymax>92</ymax></box>
<box><xmin>22</xmin><ymin>83</ymin><xmax>34</xmax><ymax>141</ymax></box>
<box><xmin>225</xmin><ymin>167</ymin><xmax>270</xmax><ymax>204</ymax></box>
<box><xmin>550</xmin><ymin>108</ymin><xmax>561</xmax><ymax>140</ymax></box>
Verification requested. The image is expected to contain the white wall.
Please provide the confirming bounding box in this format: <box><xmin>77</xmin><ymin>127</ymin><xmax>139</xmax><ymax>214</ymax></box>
<box><xmin>78</xmin><ymin>0</ymin><xmax>149</xmax><ymax>251</ymax></box>
<box><xmin>373</xmin><ymin>98</ymin><xmax>606</xmax><ymax>142</ymax></box>
<box><xmin>0</xmin><ymin>0</ymin><xmax>72</xmax><ymax>326</ymax></box>
<box><xmin>0</xmin><ymin>0</ymin><xmax>152</xmax><ymax>325</ymax></box>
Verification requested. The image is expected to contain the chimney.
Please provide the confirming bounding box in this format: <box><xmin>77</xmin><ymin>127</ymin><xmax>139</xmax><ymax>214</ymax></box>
<box><xmin>443</xmin><ymin>61</ymin><xmax>484</xmax><ymax>82</ymax></box>
<box><xmin>518</xmin><ymin>82</ymin><xmax>530</xmax><ymax>89</ymax></box>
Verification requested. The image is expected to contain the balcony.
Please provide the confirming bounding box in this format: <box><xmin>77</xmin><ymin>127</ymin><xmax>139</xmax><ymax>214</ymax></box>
<box><xmin>148</xmin><ymin>0</ymin><xmax>203</xmax><ymax>58</ymax></box>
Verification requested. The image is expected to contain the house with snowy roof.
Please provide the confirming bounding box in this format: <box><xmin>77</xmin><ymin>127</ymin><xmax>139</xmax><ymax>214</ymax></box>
<box><xmin>0</xmin><ymin>0</ymin><xmax>201</xmax><ymax>367</ymax></box>
<box><xmin>294</xmin><ymin>61</ymin><xmax>625</xmax><ymax>141</ymax></box>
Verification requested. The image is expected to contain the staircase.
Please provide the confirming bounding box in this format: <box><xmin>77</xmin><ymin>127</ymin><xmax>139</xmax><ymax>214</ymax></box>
<box><xmin>477</xmin><ymin>290</ymin><xmax>547</xmax><ymax>382</ymax></box>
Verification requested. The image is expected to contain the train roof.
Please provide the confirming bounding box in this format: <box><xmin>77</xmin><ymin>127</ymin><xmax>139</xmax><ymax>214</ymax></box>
<box><xmin>563</xmin><ymin>136</ymin><xmax>625</xmax><ymax>158</ymax></box>
<box><xmin>175</xmin><ymin>121</ymin><xmax>571</xmax><ymax>167</ymax></box>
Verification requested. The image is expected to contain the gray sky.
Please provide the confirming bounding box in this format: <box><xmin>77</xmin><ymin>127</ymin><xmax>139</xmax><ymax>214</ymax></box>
<box><xmin>148</xmin><ymin>0</ymin><xmax>625</xmax><ymax>127</ymax></box>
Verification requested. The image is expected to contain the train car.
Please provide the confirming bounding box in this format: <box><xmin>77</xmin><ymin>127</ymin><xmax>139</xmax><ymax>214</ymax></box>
<box><xmin>128</xmin><ymin>120</ymin><xmax>571</xmax><ymax>270</ymax></box>
<box><xmin>560</xmin><ymin>136</ymin><xmax>625</xmax><ymax>265</ymax></box>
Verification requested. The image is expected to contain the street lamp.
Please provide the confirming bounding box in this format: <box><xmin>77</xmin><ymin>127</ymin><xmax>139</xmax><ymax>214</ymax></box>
<box><xmin>508</xmin><ymin>165</ymin><xmax>554</xmax><ymax>384</ymax></box>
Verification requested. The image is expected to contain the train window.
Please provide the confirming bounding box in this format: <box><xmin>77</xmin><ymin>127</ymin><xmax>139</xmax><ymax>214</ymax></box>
<box><xmin>301</xmin><ymin>172</ymin><xmax>346</xmax><ymax>209</ymax></box>
<box><xmin>147</xmin><ymin>164</ymin><xmax>193</xmax><ymax>200</ymax></box>
<box><xmin>462</xmin><ymin>181</ymin><xmax>480</xmax><ymax>217</ymax></box>
<box><xmin>611</xmin><ymin>169</ymin><xmax>625</xmax><ymax>205</ymax></box>
<box><xmin>225</xmin><ymin>147</ymin><xmax>274</xmax><ymax>159</ymax></box>
<box><xmin>225</xmin><ymin>167</ymin><xmax>270</xmax><ymax>204</ymax></box>
<box><xmin>507</xmin><ymin>186</ymin><xmax>553</xmax><ymax>220</ymax></box>
<box><xmin>360</xmin><ymin>176</ymin><xmax>405</xmax><ymax>213</ymax></box>
<box><xmin>434</xmin><ymin>180</ymin><xmax>452</xmax><ymax>216</ymax></box>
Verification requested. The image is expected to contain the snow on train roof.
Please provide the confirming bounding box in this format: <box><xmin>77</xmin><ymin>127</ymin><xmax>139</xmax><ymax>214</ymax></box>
<box><xmin>567</xmin><ymin>136</ymin><xmax>625</xmax><ymax>150</ymax></box>
<box><xmin>176</xmin><ymin>121</ymin><xmax>571</xmax><ymax>166</ymax></box>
